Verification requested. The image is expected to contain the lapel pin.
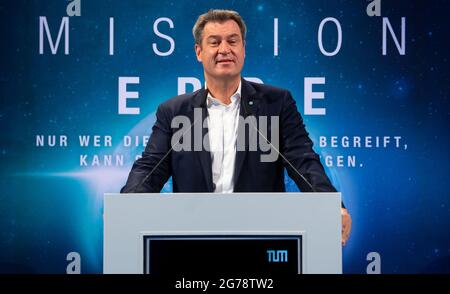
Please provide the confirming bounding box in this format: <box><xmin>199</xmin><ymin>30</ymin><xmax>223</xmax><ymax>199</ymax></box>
<box><xmin>249</xmin><ymin>101</ymin><xmax>254</xmax><ymax>105</ymax></box>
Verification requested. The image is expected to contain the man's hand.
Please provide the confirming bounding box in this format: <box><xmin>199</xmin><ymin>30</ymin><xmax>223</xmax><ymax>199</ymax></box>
<box><xmin>341</xmin><ymin>207</ymin><xmax>352</xmax><ymax>246</ymax></box>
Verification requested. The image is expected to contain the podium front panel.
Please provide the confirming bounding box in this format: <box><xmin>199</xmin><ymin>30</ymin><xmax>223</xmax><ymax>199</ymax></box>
<box><xmin>103</xmin><ymin>193</ymin><xmax>341</xmax><ymax>274</ymax></box>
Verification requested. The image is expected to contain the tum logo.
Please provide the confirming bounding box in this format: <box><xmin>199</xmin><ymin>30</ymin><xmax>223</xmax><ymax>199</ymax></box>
<box><xmin>267</xmin><ymin>250</ymin><xmax>288</xmax><ymax>262</ymax></box>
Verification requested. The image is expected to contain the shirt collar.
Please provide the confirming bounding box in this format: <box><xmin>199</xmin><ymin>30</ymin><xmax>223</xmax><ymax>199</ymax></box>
<box><xmin>206</xmin><ymin>80</ymin><xmax>242</xmax><ymax>107</ymax></box>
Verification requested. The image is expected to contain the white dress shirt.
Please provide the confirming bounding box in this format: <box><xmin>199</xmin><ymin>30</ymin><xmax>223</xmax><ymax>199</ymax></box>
<box><xmin>206</xmin><ymin>81</ymin><xmax>241</xmax><ymax>193</ymax></box>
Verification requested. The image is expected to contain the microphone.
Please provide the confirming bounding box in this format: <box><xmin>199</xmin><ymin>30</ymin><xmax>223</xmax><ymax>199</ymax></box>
<box><xmin>241</xmin><ymin>97</ymin><xmax>317</xmax><ymax>193</ymax></box>
<box><xmin>126</xmin><ymin>89</ymin><xmax>317</xmax><ymax>194</ymax></box>
<box><xmin>126</xmin><ymin>89</ymin><xmax>209</xmax><ymax>193</ymax></box>
<box><xmin>243</xmin><ymin>95</ymin><xmax>345</xmax><ymax>211</ymax></box>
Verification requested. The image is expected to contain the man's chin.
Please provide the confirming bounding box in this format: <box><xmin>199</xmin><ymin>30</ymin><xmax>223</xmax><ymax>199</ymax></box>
<box><xmin>205</xmin><ymin>69</ymin><xmax>241</xmax><ymax>81</ymax></box>
<box><xmin>212</xmin><ymin>73</ymin><xmax>240</xmax><ymax>81</ymax></box>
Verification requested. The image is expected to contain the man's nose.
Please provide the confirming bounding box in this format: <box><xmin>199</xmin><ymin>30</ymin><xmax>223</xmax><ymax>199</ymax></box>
<box><xmin>218</xmin><ymin>41</ymin><xmax>231</xmax><ymax>54</ymax></box>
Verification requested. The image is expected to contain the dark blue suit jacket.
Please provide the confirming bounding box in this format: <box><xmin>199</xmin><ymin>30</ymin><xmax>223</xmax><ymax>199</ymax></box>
<box><xmin>121</xmin><ymin>79</ymin><xmax>337</xmax><ymax>195</ymax></box>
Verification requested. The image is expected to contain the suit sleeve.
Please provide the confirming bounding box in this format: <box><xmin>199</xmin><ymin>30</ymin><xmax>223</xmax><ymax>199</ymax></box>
<box><xmin>120</xmin><ymin>104</ymin><xmax>173</xmax><ymax>193</ymax></box>
<box><xmin>280</xmin><ymin>90</ymin><xmax>339</xmax><ymax>194</ymax></box>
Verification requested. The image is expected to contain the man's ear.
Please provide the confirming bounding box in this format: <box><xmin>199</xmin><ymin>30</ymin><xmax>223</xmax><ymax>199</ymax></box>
<box><xmin>195</xmin><ymin>44</ymin><xmax>202</xmax><ymax>62</ymax></box>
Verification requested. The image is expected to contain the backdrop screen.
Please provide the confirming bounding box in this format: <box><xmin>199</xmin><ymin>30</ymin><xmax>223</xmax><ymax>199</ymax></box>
<box><xmin>0</xmin><ymin>0</ymin><xmax>449</xmax><ymax>273</ymax></box>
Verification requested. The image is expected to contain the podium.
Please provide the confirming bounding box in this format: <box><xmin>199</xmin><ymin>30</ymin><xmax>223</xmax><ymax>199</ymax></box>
<box><xmin>103</xmin><ymin>192</ymin><xmax>342</xmax><ymax>274</ymax></box>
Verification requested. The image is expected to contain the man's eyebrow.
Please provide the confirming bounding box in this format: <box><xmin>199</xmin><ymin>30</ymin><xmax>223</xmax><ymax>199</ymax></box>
<box><xmin>227</xmin><ymin>33</ymin><xmax>240</xmax><ymax>39</ymax></box>
<box><xmin>206</xmin><ymin>33</ymin><xmax>240</xmax><ymax>39</ymax></box>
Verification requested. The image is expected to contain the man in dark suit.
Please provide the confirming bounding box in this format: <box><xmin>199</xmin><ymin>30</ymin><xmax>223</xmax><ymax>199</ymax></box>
<box><xmin>121</xmin><ymin>9</ymin><xmax>352</xmax><ymax>245</ymax></box>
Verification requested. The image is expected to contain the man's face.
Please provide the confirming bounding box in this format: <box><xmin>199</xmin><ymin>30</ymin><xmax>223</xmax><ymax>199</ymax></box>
<box><xmin>195</xmin><ymin>20</ymin><xmax>245</xmax><ymax>81</ymax></box>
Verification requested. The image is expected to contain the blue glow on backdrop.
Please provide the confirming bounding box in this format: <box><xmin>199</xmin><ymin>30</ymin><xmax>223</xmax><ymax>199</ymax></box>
<box><xmin>0</xmin><ymin>0</ymin><xmax>449</xmax><ymax>273</ymax></box>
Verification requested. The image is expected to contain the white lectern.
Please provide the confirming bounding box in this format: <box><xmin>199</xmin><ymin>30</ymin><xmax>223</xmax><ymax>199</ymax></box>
<box><xmin>103</xmin><ymin>192</ymin><xmax>342</xmax><ymax>274</ymax></box>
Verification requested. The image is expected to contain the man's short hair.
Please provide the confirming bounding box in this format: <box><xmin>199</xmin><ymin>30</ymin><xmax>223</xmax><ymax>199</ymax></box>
<box><xmin>192</xmin><ymin>9</ymin><xmax>247</xmax><ymax>45</ymax></box>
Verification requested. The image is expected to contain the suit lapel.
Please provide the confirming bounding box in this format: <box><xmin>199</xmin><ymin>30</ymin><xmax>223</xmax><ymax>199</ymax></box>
<box><xmin>190</xmin><ymin>80</ymin><xmax>260</xmax><ymax>191</ymax></box>
<box><xmin>190</xmin><ymin>88</ymin><xmax>214</xmax><ymax>192</ymax></box>
<box><xmin>233</xmin><ymin>79</ymin><xmax>259</xmax><ymax>187</ymax></box>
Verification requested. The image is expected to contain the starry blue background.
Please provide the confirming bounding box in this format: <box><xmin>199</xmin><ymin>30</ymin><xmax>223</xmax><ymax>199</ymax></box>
<box><xmin>0</xmin><ymin>0</ymin><xmax>449</xmax><ymax>273</ymax></box>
